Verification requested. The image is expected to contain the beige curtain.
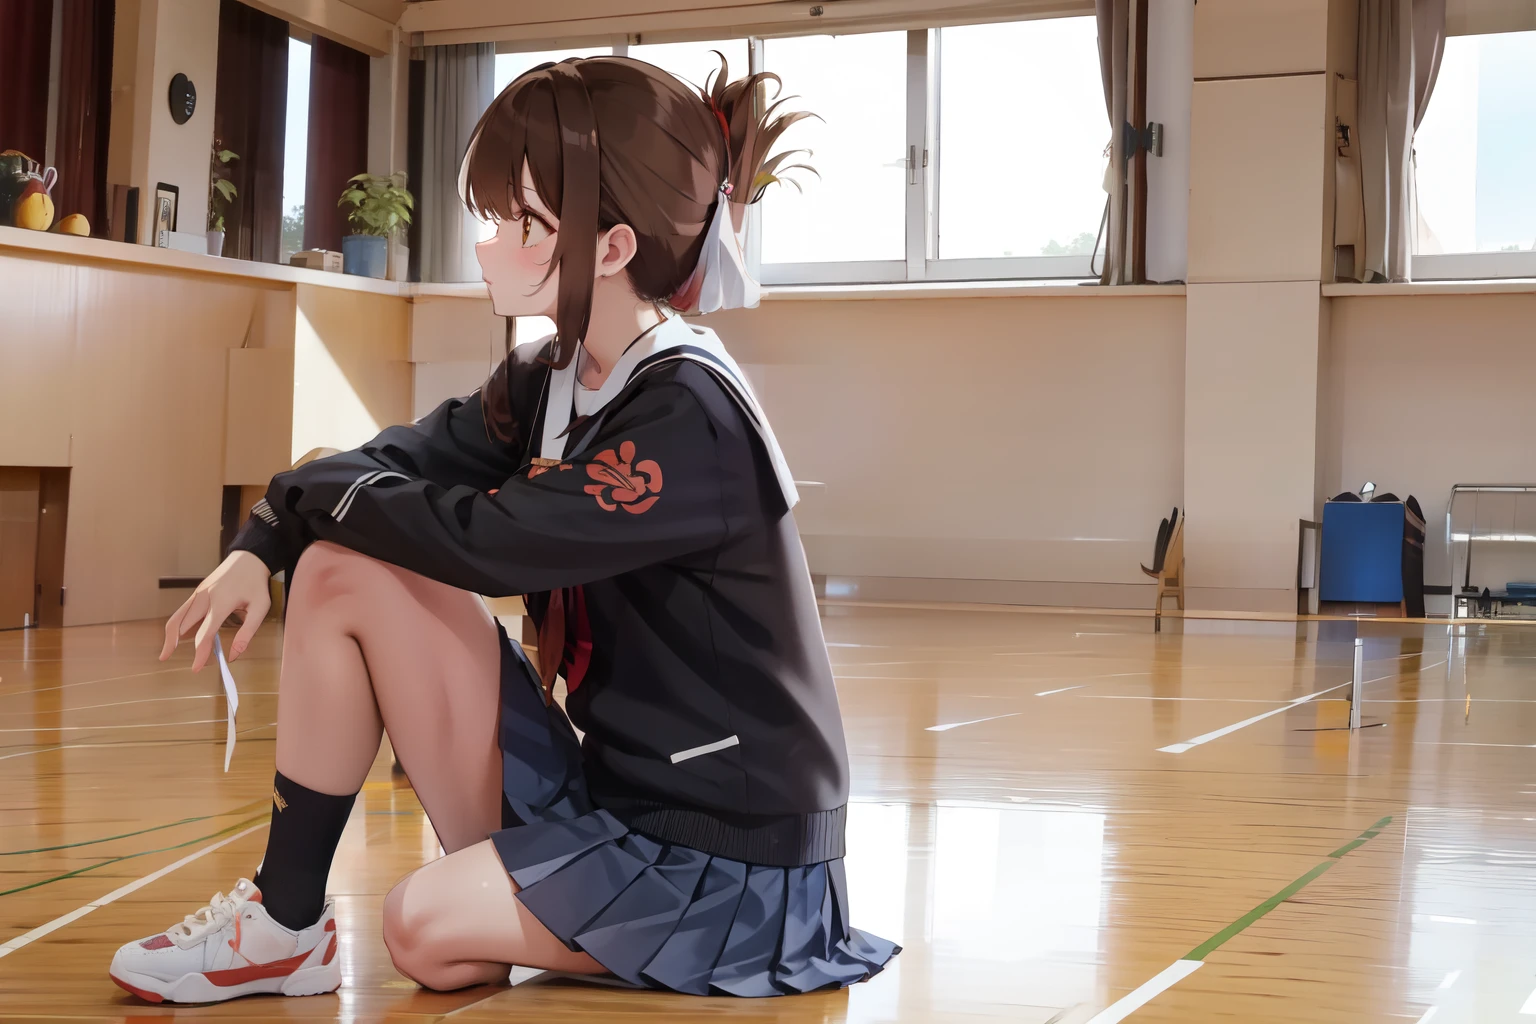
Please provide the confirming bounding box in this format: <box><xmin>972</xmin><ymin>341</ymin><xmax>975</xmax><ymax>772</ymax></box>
<box><xmin>1095</xmin><ymin>0</ymin><xmax>1130</xmax><ymax>284</ymax></box>
<box><xmin>1356</xmin><ymin>0</ymin><xmax>1445</xmax><ymax>282</ymax></box>
<box><xmin>421</xmin><ymin>43</ymin><xmax>494</xmax><ymax>283</ymax></box>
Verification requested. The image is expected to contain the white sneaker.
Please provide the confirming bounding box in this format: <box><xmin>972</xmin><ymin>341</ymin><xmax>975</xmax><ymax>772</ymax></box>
<box><xmin>108</xmin><ymin>879</ymin><xmax>340</xmax><ymax>1003</ymax></box>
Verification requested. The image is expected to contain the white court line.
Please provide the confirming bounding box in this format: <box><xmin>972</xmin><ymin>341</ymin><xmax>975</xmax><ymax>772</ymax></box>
<box><xmin>1084</xmin><ymin>958</ymin><xmax>1204</xmax><ymax>1023</ymax></box>
<box><xmin>926</xmin><ymin>713</ymin><xmax>1023</xmax><ymax>733</ymax></box>
<box><xmin>0</xmin><ymin>823</ymin><xmax>266</xmax><ymax>960</ymax></box>
<box><xmin>1036</xmin><ymin>685</ymin><xmax>1087</xmax><ymax>696</ymax></box>
<box><xmin>1158</xmin><ymin>662</ymin><xmax>1446</xmax><ymax>755</ymax></box>
<box><xmin>1417</xmin><ymin>1008</ymin><xmax>1439</xmax><ymax>1023</ymax></box>
<box><xmin>1521</xmin><ymin>984</ymin><xmax>1536</xmax><ymax>1014</ymax></box>
<box><xmin>6</xmin><ymin>692</ymin><xmax>275</xmax><ymax>716</ymax></box>
<box><xmin>0</xmin><ymin>718</ymin><xmax>227</xmax><ymax>733</ymax></box>
<box><xmin>0</xmin><ymin>667</ymin><xmax>187</xmax><ymax>700</ymax></box>
<box><xmin>1439</xmin><ymin>969</ymin><xmax>1462</xmax><ymax>989</ymax></box>
<box><xmin>1089</xmin><ymin>696</ymin><xmax>1303</xmax><ymax>703</ymax></box>
<box><xmin>1158</xmin><ymin>681</ymin><xmax>1353</xmax><ymax>753</ymax></box>
<box><xmin>1422</xmin><ymin>741</ymin><xmax>1536</xmax><ymax>749</ymax></box>
<box><xmin>0</xmin><ymin>723</ymin><xmax>277</xmax><ymax>763</ymax></box>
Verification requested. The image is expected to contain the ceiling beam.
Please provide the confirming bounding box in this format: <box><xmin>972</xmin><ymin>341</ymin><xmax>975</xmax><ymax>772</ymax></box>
<box><xmin>244</xmin><ymin>0</ymin><xmax>397</xmax><ymax>55</ymax></box>
<box><xmin>400</xmin><ymin>0</ymin><xmax>1093</xmax><ymax>46</ymax></box>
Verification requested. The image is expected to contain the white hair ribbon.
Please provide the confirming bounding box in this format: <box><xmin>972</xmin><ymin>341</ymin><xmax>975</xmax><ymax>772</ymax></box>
<box><xmin>689</xmin><ymin>183</ymin><xmax>759</xmax><ymax>314</ymax></box>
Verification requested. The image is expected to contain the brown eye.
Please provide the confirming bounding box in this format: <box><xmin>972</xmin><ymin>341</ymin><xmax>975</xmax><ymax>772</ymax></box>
<box><xmin>520</xmin><ymin>214</ymin><xmax>551</xmax><ymax>248</ymax></box>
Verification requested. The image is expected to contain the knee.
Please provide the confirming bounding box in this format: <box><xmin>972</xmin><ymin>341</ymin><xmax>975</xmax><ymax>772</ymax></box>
<box><xmin>292</xmin><ymin>541</ymin><xmax>387</xmax><ymax>605</ymax></box>
<box><xmin>382</xmin><ymin>877</ymin><xmax>435</xmax><ymax>987</ymax></box>
<box><xmin>382</xmin><ymin>876</ymin><xmax>458</xmax><ymax>991</ymax></box>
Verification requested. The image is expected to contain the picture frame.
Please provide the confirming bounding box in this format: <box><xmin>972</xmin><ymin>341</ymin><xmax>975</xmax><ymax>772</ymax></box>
<box><xmin>154</xmin><ymin>183</ymin><xmax>179</xmax><ymax>247</ymax></box>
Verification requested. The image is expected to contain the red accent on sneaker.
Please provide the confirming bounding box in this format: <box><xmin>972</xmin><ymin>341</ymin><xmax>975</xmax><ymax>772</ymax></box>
<box><xmin>201</xmin><ymin>947</ymin><xmax>312</xmax><ymax>987</ymax></box>
<box><xmin>110</xmin><ymin>973</ymin><xmax>165</xmax><ymax>1003</ymax></box>
<box><xmin>139</xmin><ymin>934</ymin><xmax>174</xmax><ymax>950</ymax></box>
<box><xmin>325</xmin><ymin>918</ymin><xmax>336</xmax><ymax>932</ymax></box>
<box><xmin>321</xmin><ymin>933</ymin><xmax>338</xmax><ymax>966</ymax></box>
<box><xmin>247</xmin><ymin>891</ymin><xmax>263</xmax><ymax>903</ymax></box>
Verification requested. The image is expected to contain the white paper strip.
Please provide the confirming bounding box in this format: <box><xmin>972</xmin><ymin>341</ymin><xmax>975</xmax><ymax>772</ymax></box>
<box><xmin>214</xmin><ymin>635</ymin><xmax>239</xmax><ymax>772</ymax></box>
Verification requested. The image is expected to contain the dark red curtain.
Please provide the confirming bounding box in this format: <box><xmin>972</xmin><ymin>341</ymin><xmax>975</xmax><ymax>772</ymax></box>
<box><xmin>406</xmin><ymin>56</ymin><xmax>423</xmax><ymax>281</ymax></box>
<box><xmin>214</xmin><ymin>0</ymin><xmax>288</xmax><ymax>261</ymax></box>
<box><xmin>303</xmin><ymin>36</ymin><xmax>369</xmax><ymax>252</ymax></box>
<box><xmin>52</xmin><ymin>0</ymin><xmax>114</xmax><ymax>232</ymax></box>
<box><xmin>0</xmin><ymin>0</ymin><xmax>54</xmax><ymax>160</ymax></box>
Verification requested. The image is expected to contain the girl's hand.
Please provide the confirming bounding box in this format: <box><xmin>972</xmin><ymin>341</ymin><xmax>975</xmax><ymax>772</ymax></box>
<box><xmin>160</xmin><ymin>551</ymin><xmax>272</xmax><ymax>671</ymax></box>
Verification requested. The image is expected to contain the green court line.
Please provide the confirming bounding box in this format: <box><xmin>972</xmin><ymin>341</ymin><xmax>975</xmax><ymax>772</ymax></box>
<box><xmin>0</xmin><ymin>799</ymin><xmax>268</xmax><ymax>856</ymax></box>
<box><xmin>1184</xmin><ymin>815</ymin><xmax>1393</xmax><ymax>962</ymax></box>
<box><xmin>0</xmin><ymin>815</ymin><xmax>268</xmax><ymax>899</ymax></box>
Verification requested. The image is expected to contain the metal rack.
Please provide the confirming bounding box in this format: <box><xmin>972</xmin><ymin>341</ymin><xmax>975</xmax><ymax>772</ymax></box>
<box><xmin>1446</xmin><ymin>484</ymin><xmax>1536</xmax><ymax>620</ymax></box>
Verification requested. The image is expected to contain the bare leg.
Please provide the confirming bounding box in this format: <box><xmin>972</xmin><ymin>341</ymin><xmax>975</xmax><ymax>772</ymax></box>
<box><xmin>383</xmin><ymin>841</ymin><xmax>604</xmax><ymax>989</ymax></box>
<box><xmin>276</xmin><ymin>541</ymin><xmax>502</xmax><ymax>852</ymax></box>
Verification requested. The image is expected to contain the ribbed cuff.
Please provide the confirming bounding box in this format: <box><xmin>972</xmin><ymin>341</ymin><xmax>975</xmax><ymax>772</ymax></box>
<box><xmin>229</xmin><ymin>507</ymin><xmax>290</xmax><ymax>576</ymax></box>
<box><xmin>594</xmin><ymin>797</ymin><xmax>847</xmax><ymax>867</ymax></box>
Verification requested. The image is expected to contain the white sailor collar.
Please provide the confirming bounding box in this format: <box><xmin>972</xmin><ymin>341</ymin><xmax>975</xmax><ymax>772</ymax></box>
<box><xmin>538</xmin><ymin>315</ymin><xmax>799</xmax><ymax>510</ymax></box>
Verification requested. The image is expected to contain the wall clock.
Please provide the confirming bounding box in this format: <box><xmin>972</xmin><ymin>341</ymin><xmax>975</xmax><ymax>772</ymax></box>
<box><xmin>168</xmin><ymin>73</ymin><xmax>196</xmax><ymax>125</ymax></box>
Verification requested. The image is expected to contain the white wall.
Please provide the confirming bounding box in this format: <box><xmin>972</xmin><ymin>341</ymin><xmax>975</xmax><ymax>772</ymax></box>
<box><xmin>702</xmin><ymin>295</ymin><xmax>1186</xmax><ymax>604</ymax></box>
<box><xmin>1146</xmin><ymin>0</ymin><xmax>1193</xmax><ymax>284</ymax></box>
<box><xmin>145</xmin><ymin>0</ymin><xmax>220</xmax><ymax>236</ymax></box>
<box><xmin>402</xmin><ymin>294</ymin><xmax>1187</xmax><ymax>607</ymax></box>
<box><xmin>104</xmin><ymin>0</ymin><xmax>221</xmax><ymax>241</ymax></box>
<box><xmin>1185</xmin><ymin>282</ymin><xmax>1322</xmax><ymax>611</ymax></box>
<box><xmin>1326</xmin><ymin>293</ymin><xmax>1536</xmax><ymax>593</ymax></box>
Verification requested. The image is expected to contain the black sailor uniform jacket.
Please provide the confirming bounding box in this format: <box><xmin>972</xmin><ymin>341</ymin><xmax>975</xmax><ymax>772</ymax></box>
<box><xmin>230</xmin><ymin>339</ymin><xmax>850</xmax><ymax>866</ymax></box>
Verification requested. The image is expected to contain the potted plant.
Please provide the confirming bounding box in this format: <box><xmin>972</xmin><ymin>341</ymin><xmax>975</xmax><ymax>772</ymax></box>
<box><xmin>207</xmin><ymin>142</ymin><xmax>238</xmax><ymax>255</ymax></box>
<box><xmin>337</xmin><ymin>172</ymin><xmax>412</xmax><ymax>279</ymax></box>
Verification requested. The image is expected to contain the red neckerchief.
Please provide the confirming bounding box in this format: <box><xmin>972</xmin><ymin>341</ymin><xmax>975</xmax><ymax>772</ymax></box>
<box><xmin>535</xmin><ymin>586</ymin><xmax>592</xmax><ymax>705</ymax></box>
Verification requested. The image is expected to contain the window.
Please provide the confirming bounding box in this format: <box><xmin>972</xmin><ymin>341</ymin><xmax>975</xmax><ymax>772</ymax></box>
<box><xmin>472</xmin><ymin>18</ymin><xmax>1108</xmax><ymax>286</ymax></box>
<box><xmin>281</xmin><ymin>35</ymin><xmax>311</xmax><ymax>264</ymax></box>
<box><xmin>757</xmin><ymin>32</ymin><xmax>909</xmax><ymax>270</ymax></box>
<box><xmin>628</xmin><ymin>38</ymin><xmax>750</xmax><ymax>92</ymax></box>
<box><xmin>1413</xmin><ymin>30</ymin><xmax>1536</xmax><ymax>278</ymax></box>
<box><xmin>494</xmin><ymin>45</ymin><xmax>614</xmax><ymax>95</ymax></box>
<box><xmin>755</xmin><ymin>19</ymin><xmax>1109</xmax><ymax>285</ymax></box>
<box><xmin>936</xmin><ymin>18</ymin><xmax>1107</xmax><ymax>264</ymax></box>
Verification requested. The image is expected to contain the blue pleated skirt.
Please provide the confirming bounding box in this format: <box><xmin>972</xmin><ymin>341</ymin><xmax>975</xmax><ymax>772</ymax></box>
<box><xmin>487</xmin><ymin>626</ymin><xmax>899</xmax><ymax>996</ymax></box>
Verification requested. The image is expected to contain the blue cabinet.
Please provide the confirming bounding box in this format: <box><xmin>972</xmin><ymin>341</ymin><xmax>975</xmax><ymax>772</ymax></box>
<box><xmin>1319</xmin><ymin>501</ymin><xmax>1426</xmax><ymax>615</ymax></box>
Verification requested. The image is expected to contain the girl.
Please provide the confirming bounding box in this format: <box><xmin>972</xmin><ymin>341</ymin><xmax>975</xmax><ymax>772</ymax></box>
<box><xmin>108</xmin><ymin>55</ymin><xmax>897</xmax><ymax>1002</ymax></box>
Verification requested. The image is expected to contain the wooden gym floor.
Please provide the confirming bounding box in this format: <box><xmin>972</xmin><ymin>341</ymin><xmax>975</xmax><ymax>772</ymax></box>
<box><xmin>2</xmin><ymin>606</ymin><xmax>1535</xmax><ymax>1023</ymax></box>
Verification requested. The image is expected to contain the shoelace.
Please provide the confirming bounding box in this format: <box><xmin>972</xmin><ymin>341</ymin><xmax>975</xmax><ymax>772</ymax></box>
<box><xmin>169</xmin><ymin>890</ymin><xmax>241</xmax><ymax>947</ymax></box>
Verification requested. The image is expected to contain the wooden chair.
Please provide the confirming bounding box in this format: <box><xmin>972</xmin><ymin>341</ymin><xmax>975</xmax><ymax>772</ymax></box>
<box><xmin>1141</xmin><ymin>511</ymin><xmax>1185</xmax><ymax>632</ymax></box>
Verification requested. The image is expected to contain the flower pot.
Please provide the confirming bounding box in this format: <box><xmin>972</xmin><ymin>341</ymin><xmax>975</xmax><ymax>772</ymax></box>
<box><xmin>342</xmin><ymin>233</ymin><xmax>387</xmax><ymax>279</ymax></box>
<box><xmin>206</xmin><ymin>229</ymin><xmax>224</xmax><ymax>256</ymax></box>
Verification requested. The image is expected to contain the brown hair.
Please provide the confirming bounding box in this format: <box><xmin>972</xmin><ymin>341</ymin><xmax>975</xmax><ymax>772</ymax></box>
<box><xmin>462</xmin><ymin>53</ymin><xmax>814</xmax><ymax>375</ymax></box>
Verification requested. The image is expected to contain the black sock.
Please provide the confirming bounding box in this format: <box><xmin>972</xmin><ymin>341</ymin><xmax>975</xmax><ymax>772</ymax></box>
<box><xmin>253</xmin><ymin>771</ymin><xmax>357</xmax><ymax>931</ymax></box>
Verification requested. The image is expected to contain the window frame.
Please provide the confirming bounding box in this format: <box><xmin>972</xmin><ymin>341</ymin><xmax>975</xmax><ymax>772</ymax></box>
<box><xmin>749</xmin><ymin>24</ymin><xmax>1103</xmax><ymax>287</ymax></box>
<box><xmin>495</xmin><ymin>18</ymin><xmax>1104</xmax><ymax>287</ymax></box>
<box><xmin>1413</xmin><ymin>250</ymin><xmax>1536</xmax><ymax>281</ymax></box>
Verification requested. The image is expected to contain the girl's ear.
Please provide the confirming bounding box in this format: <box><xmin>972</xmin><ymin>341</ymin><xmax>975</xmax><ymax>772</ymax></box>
<box><xmin>595</xmin><ymin>223</ymin><xmax>640</xmax><ymax>279</ymax></box>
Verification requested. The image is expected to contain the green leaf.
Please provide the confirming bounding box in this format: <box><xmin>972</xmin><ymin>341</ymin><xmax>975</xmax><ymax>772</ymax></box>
<box><xmin>335</xmin><ymin>172</ymin><xmax>416</xmax><ymax>237</ymax></box>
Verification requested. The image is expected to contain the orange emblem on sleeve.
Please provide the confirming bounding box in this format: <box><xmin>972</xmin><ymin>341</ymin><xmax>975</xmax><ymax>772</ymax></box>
<box><xmin>584</xmin><ymin>440</ymin><xmax>663</xmax><ymax>514</ymax></box>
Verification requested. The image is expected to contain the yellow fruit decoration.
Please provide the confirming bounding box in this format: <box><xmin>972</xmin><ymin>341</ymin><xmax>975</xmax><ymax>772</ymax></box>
<box><xmin>54</xmin><ymin>213</ymin><xmax>89</xmax><ymax>236</ymax></box>
<box><xmin>14</xmin><ymin>190</ymin><xmax>54</xmax><ymax>231</ymax></box>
